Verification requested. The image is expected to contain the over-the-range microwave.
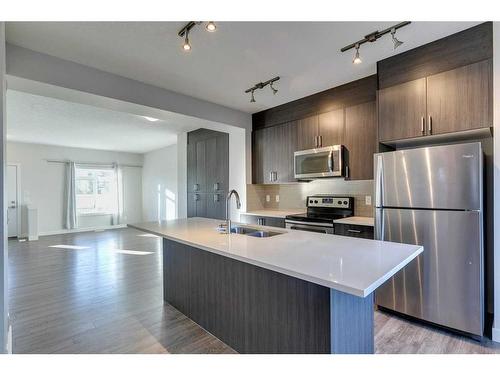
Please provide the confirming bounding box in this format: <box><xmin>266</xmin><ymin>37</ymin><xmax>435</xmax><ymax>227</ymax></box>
<box><xmin>294</xmin><ymin>145</ymin><xmax>345</xmax><ymax>180</ymax></box>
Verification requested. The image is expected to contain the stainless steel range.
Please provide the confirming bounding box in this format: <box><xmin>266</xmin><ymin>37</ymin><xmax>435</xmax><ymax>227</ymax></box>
<box><xmin>285</xmin><ymin>195</ymin><xmax>354</xmax><ymax>234</ymax></box>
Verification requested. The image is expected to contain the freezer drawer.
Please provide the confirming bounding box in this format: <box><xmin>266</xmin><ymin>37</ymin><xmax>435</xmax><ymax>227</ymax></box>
<box><xmin>375</xmin><ymin>208</ymin><xmax>483</xmax><ymax>336</ymax></box>
<box><xmin>374</xmin><ymin>142</ymin><xmax>482</xmax><ymax>210</ymax></box>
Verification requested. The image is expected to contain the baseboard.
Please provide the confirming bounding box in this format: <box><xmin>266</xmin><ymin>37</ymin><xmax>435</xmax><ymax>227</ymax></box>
<box><xmin>38</xmin><ymin>224</ymin><xmax>127</xmax><ymax>237</ymax></box>
<box><xmin>492</xmin><ymin>326</ymin><xmax>500</xmax><ymax>343</ymax></box>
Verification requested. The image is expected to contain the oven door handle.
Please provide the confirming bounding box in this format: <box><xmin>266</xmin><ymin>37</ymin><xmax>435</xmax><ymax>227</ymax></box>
<box><xmin>285</xmin><ymin>220</ymin><xmax>333</xmax><ymax>228</ymax></box>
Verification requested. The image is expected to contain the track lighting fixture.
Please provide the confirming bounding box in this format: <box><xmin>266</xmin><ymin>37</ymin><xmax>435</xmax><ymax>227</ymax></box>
<box><xmin>341</xmin><ymin>21</ymin><xmax>410</xmax><ymax>60</ymax></box>
<box><xmin>245</xmin><ymin>76</ymin><xmax>280</xmax><ymax>103</ymax></box>
<box><xmin>206</xmin><ymin>21</ymin><xmax>217</xmax><ymax>32</ymax></box>
<box><xmin>178</xmin><ymin>21</ymin><xmax>217</xmax><ymax>51</ymax></box>
<box><xmin>183</xmin><ymin>31</ymin><xmax>191</xmax><ymax>51</ymax></box>
<box><xmin>270</xmin><ymin>81</ymin><xmax>278</xmax><ymax>95</ymax></box>
<box><xmin>391</xmin><ymin>27</ymin><xmax>403</xmax><ymax>49</ymax></box>
<box><xmin>353</xmin><ymin>44</ymin><xmax>362</xmax><ymax>64</ymax></box>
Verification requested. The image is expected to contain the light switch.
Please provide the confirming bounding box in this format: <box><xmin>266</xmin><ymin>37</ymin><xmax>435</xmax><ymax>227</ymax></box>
<box><xmin>275</xmin><ymin>195</ymin><xmax>280</xmax><ymax>203</ymax></box>
<box><xmin>266</xmin><ymin>195</ymin><xmax>270</xmax><ymax>202</ymax></box>
<box><xmin>365</xmin><ymin>195</ymin><xmax>372</xmax><ymax>205</ymax></box>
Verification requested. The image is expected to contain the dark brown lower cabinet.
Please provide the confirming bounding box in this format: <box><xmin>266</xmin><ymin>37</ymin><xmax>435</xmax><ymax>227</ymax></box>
<box><xmin>334</xmin><ymin>223</ymin><xmax>374</xmax><ymax>240</ymax></box>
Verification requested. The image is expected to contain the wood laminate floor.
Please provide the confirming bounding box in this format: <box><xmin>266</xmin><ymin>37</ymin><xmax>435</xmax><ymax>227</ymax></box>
<box><xmin>8</xmin><ymin>228</ymin><xmax>500</xmax><ymax>354</ymax></box>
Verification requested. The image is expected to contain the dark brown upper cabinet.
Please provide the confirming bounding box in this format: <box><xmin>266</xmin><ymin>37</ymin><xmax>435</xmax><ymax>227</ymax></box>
<box><xmin>252</xmin><ymin>122</ymin><xmax>296</xmax><ymax>184</ymax></box>
<box><xmin>318</xmin><ymin>109</ymin><xmax>344</xmax><ymax>147</ymax></box>
<box><xmin>344</xmin><ymin>101</ymin><xmax>377</xmax><ymax>180</ymax></box>
<box><xmin>426</xmin><ymin>59</ymin><xmax>492</xmax><ymax>135</ymax></box>
<box><xmin>294</xmin><ymin>109</ymin><xmax>344</xmax><ymax>151</ymax></box>
<box><xmin>378</xmin><ymin>78</ymin><xmax>427</xmax><ymax>142</ymax></box>
<box><xmin>295</xmin><ymin>115</ymin><xmax>319</xmax><ymax>151</ymax></box>
<box><xmin>378</xmin><ymin>59</ymin><xmax>492</xmax><ymax>144</ymax></box>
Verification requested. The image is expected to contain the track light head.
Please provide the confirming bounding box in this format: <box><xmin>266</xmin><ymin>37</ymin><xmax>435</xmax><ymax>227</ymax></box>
<box><xmin>270</xmin><ymin>82</ymin><xmax>278</xmax><ymax>95</ymax></box>
<box><xmin>183</xmin><ymin>32</ymin><xmax>191</xmax><ymax>51</ymax></box>
<box><xmin>391</xmin><ymin>28</ymin><xmax>403</xmax><ymax>49</ymax></box>
<box><xmin>353</xmin><ymin>44</ymin><xmax>362</xmax><ymax>64</ymax></box>
<box><xmin>250</xmin><ymin>90</ymin><xmax>256</xmax><ymax>103</ymax></box>
<box><xmin>206</xmin><ymin>21</ymin><xmax>217</xmax><ymax>32</ymax></box>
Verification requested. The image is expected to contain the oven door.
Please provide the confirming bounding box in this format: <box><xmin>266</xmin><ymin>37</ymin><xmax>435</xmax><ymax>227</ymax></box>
<box><xmin>285</xmin><ymin>220</ymin><xmax>334</xmax><ymax>234</ymax></box>
<box><xmin>294</xmin><ymin>145</ymin><xmax>344</xmax><ymax>179</ymax></box>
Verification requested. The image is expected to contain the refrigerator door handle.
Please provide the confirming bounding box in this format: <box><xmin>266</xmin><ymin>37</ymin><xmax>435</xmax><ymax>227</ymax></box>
<box><xmin>375</xmin><ymin>208</ymin><xmax>384</xmax><ymax>241</ymax></box>
<box><xmin>374</xmin><ymin>154</ymin><xmax>383</xmax><ymax>208</ymax></box>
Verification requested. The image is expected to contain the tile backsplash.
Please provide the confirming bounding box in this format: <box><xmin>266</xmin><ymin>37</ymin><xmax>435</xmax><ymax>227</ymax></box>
<box><xmin>247</xmin><ymin>179</ymin><xmax>374</xmax><ymax>217</ymax></box>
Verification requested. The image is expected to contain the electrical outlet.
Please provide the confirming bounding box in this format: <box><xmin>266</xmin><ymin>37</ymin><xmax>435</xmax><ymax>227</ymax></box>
<box><xmin>365</xmin><ymin>195</ymin><xmax>372</xmax><ymax>205</ymax></box>
<box><xmin>275</xmin><ymin>195</ymin><xmax>280</xmax><ymax>203</ymax></box>
<box><xmin>266</xmin><ymin>195</ymin><xmax>270</xmax><ymax>202</ymax></box>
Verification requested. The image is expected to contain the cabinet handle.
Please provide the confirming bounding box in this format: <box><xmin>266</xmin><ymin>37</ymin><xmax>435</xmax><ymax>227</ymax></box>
<box><xmin>213</xmin><ymin>182</ymin><xmax>219</xmax><ymax>191</ymax></box>
<box><xmin>193</xmin><ymin>183</ymin><xmax>199</xmax><ymax>191</ymax></box>
<box><xmin>421</xmin><ymin>116</ymin><xmax>425</xmax><ymax>135</ymax></box>
<box><xmin>347</xmin><ymin>229</ymin><xmax>362</xmax><ymax>234</ymax></box>
<box><xmin>428</xmin><ymin>115</ymin><xmax>432</xmax><ymax>134</ymax></box>
<box><xmin>194</xmin><ymin>194</ymin><xmax>200</xmax><ymax>201</ymax></box>
<box><xmin>314</xmin><ymin>136</ymin><xmax>318</xmax><ymax>148</ymax></box>
<box><xmin>319</xmin><ymin>135</ymin><xmax>322</xmax><ymax>147</ymax></box>
<box><xmin>274</xmin><ymin>171</ymin><xmax>278</xmax><ymax>182</ymax></box>
<box><xmin>213</xmin><ymin>194</ymin><xmax>219</xmax><ymax>202</ymax></box>
<box><xmin>269</xmin><ymin>172</ymin><xmax>273</xmax><ymax>182</ymax></box>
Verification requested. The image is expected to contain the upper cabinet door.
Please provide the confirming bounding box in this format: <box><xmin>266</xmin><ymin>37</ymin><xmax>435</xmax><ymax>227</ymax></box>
<box><xmin>318</xmin><ymin>109</ymin><xmax>344</xmax><ymax>147</ymax></box>
<box><xmin>206</xmin><ymin>133</ymin><xmax>229</xmax><ymax>192</ymax></box>
<box><xmin>252</xmin><ymin>123</ymin><xmax>296</xmax><ymax>184</ymax></box>
<box><xmin>378</xmin><ymin>78</ymin><xmax>427</xmax><ymax>142</ymax></box>
<box><xmin>295</xmin><ymin>116</ymin><xmax>318</xmax><ymax>150</ymax></box>
<box><xmin>426</xmin><ymin>59</ymin><xmax>492</xmax><ymax>135</ymax></box>
<box><xmin>344</xmin><ymin>101</ymin><xmax>377</xmax><ymax>180</ymax></box>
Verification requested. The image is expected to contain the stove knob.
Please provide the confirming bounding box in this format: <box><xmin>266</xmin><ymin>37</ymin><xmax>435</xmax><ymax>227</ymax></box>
<box><xmin>314</xmin><ymin>200</ymin><xmax>318</xmax><ymax>204</ymax></box>
<box><xmin>337</xmin><ymin>200</ymin><xmax>342</xmax><ymax>204</ymax></box>
<box><xmin>343</xmin><ymin>201</ymin><xmax>348</xmax><ymax>205</ymax></box>
<box><xmin>309</xmin><ymin>200</ymin><xmax>313</xmax><ymax>204</ymax></box>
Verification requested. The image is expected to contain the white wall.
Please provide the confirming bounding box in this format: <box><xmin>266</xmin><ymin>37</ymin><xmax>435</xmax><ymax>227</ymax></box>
<box><xmin>6</xmin><ymin>142</ymin><xmax>143</xmax><ymax>236</ymax></box>
<box><xmin>0</xmin><ymin>22</ymin><xmax>8</xmax><ymax>354</ymax></box>
<box><xmin>492</xmin><ymin>22</ymin><xmax>500</xmax><ymax>343</ymax></box>
<box><xmin>142</xmin><ymin>144</ymin><xmax>178</xmax><ymax>221</ymax></box>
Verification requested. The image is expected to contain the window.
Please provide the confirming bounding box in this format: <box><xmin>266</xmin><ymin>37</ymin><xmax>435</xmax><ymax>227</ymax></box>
<box><xmin>75</xmin><ymin>167</ymin><xmax>118</xmax><ymax>215</ymax></box>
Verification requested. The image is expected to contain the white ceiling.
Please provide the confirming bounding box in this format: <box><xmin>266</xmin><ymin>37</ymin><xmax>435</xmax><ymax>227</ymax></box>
<box><xmin>6</xmin><ymin>21</ymin><xmax>480</xmax><ymax>113</ymax></box>
<box><xmin>6</xmin><ymin>90</ymin><xmax>199</xmax><ymax>153</ymax></box>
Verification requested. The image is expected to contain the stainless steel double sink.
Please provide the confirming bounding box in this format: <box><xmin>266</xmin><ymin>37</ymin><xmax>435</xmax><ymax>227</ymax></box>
<box><xmin>230</xmin><ymin>225</ymin><xmax>284</xmax><ymax>238</ymax></box>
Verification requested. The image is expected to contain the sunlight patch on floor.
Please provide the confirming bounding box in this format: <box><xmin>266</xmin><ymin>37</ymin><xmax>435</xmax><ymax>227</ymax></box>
<box><xmin>112</xmin><ymin>249</ymin><xmax>154</xmax><ymax>255</ymax></box>
<box><xmin>49</xmin><ymin>244</ymin><xmax>91</xmax><ymax>250</ymax></box>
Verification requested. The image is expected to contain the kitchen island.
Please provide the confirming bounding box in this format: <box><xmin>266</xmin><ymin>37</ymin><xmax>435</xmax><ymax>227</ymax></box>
<box><xmin>129</xmin><ymin>218</ymin><xmax>422</xmax><ymax>354</ymax></box>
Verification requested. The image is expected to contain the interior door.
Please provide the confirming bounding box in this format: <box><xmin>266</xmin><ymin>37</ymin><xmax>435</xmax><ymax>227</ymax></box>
<box><xmin>375</xmin><ymin>208</ymin><xmax>483</xmax><ymax>336</ymax></box>
<box><xmin>7</xmin><ymin>165</ymin><xmax>19</xmax><ymax>238</ymax></box>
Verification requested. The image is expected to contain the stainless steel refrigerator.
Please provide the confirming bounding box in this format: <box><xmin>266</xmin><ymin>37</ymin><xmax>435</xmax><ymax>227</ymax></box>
<box><xmin>374</xmin><ymin>142</ymin><xmax>484</xmax><ymax>336</ymax></box>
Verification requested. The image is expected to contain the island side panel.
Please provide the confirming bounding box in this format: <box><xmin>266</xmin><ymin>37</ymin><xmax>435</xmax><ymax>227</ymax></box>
<box><xmin>162</xmin><ymin>238</ymin><xmax>331</xmax><ymax>354</ymax></box>
<box><xmin>330</xmin><ymin>289</ymin><xmax>374</xmax><ymax>354</ymax></box>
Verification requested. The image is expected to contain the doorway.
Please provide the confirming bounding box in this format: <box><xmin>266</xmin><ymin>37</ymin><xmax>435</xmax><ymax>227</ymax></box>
<box><xmin>7</xmin><ymin>164</ymin><xmax>20</xmax><ymax>238</ymax></box>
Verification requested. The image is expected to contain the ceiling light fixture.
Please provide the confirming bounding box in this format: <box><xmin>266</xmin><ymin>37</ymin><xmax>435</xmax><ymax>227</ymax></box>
<box><xmin>143</xmin><ymin>116</ymin><xmax>160</xmax><ymax>122</ymax></box>
<box><xmin>353</xmin><ymin>43</ymin><xmax>362</xmax><ymax>64</ymax></box>
<box><xmin>206</xmin><ymin>21</ymin><xmax>217</xmax><ymax>32</ymax></box>
<box><xmin>250</xmin><ymin>89</ymin><xmax>256</xmax><ymax>103</ymax></box>
<box><xmin>183</xmin><ymin>31</ymin><xmax>191</xmax><ymax>51</ymax></box>
<box><xmin>178</xmin><ymin>21</ymin><xmax>218</xmax><ymax>51</ymax></box>
<box><xmin>245</xmin><ymin>76</ymin><xmax>280</xmax><ymax>103</ymax></box>
<box><xmin>391</xmin><ymin>27</ymin><xmax>404</xmax><ymax>49</ymax></box>
<box><xmin>340</xmin><ymin>21</ymin><xmax>411</xmax><ymax>60</ymax></box>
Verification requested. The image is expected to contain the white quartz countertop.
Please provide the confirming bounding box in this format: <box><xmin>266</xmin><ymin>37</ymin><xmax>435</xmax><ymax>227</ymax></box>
<box><xmin>241</xmin><ymin>209</ymin><xmax>306</xmax><ymax>218</ymax></box>
<box><xmin>333</xmin><ymin>216</ymin><xmax>375</xmax><ymax>227</ymax></box>
<box><xmin>129</xmin><ymin>218</ymin><xmax>422</xmax><ymax>298</ymax></box>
